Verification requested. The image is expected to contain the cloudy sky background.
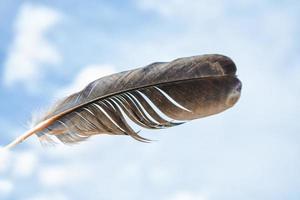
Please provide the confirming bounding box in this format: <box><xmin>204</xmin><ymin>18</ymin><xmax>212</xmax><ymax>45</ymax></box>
<box><xmin>0</xmin><ymin>0</ymin><xmax>299</xmax><ymax>199</ymax></box>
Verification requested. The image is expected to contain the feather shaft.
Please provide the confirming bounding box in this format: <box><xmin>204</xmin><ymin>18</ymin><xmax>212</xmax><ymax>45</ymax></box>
<box><xmin>4</xmin><ymin>118</ymin><xmax>55</xmax><ymax>149</ymax></box>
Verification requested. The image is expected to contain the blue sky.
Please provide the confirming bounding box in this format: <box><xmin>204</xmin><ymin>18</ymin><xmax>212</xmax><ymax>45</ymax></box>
<box><xmin>0</xmin><ymin>0</ymin><xmax>300</xmax><ymax>200</ymax></box>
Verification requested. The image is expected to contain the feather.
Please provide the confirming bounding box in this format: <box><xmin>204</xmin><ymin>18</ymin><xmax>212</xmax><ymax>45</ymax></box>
<box><xmin>4</xmin><ymin>54</ymin><xmax>242</xmax><ymax>149</ymax></box>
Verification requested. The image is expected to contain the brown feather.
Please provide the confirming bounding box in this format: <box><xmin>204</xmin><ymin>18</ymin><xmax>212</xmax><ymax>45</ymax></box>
<box><xmin>4</xmin><ymin>54</ymin><xmax>242</xmax><ymax>149</ymax></box>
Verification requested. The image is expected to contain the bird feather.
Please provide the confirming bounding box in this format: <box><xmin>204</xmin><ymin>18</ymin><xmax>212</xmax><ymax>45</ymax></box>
<box><xmin>4</xmin><ymin>54</ymin><xmax>242</xmax><ymax>149</ymax></box>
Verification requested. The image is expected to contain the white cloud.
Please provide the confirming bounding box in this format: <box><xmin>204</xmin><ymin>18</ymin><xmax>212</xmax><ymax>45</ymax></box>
<box><xmin>137</xmin><ymin>0</ymin><xmax>224</xmax><ymax>20</ymax></box>
<box><xmin>0</xmin><ymin>147</ymin><xmax>38</xmax><ymax>200</ymax></box>
<box><xmin>166</xmin><ymin>191</ymin><xmax>207</xmax><ymax>200</ymax></box>
<box><xmin>38</xmin><ymin>164</ymin><xmax>90</xmax><ymax>187</ymax></box>
<box><xmin>56</xmin><ymin>64</ymin><xmax>116</xmax><ymax>98</ymax></box>
<box><xmin>0</xmin><ymin>147</ymin><xmax>38</xmax><ymax>178</ymax></box>
<box><xmin>38</xmin><ymin>166</ymin><xmax>68</xmax><ymax>187</ymax></box>
<box><xmin>0</xmin><ymin>180</ymin><xmax>13</xmax><ymax>196</ymax></box>
<box><xmin>148</xmin><ymin>166</ymin><xmax>172</xmax><ymax>186</ymax></box>
<box><xmin>25</xmin><ymin>193</ymin><xmax>69</xmax><ymax>200</ymax></box>
<box><xmin>0</xmin><ymin>147</ymin><xmax>12</xmax><ymax>174</ymax></box>
<box><xmin>3</xmin><ymin>3</ymin><xmax>62</xmax><ymax>92</ymax></box>
<box><xmin>13</xmin><ymin>151</ymin><xmax>38</xmax><ymax>177</ymax></box>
